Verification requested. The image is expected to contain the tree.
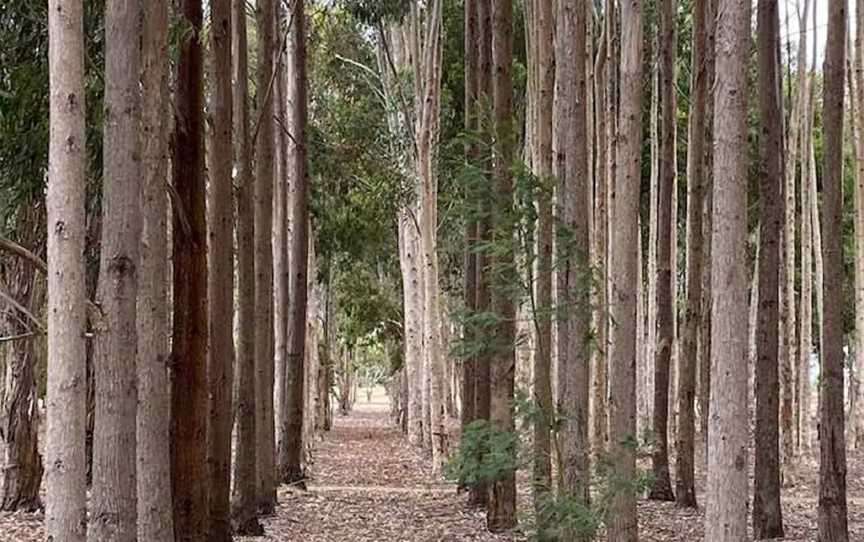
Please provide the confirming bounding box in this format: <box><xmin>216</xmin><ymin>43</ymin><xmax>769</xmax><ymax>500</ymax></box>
<box><xmin>279</xmin><ymin>0</ymin><xmax>310</xmax><ymax>486</ymax></box>
<box><xmin>606</xmin><ymin>0</ymin><xmax>644</xmax><ymax>539</ymax></box>
<box><xmin>487</xmin><ymin>0</ymin><xmax>516</xmax><ymax>531</ymax></box>
<box><xmin>676</xmin><ymin>0</ymin><xmax>708</xmax><ymax>509</ymax></box>
<box><xmin>171</xmin><ymin>0</ymin><xmax>209</xmax><ymax>538</ymax></box>
<box><xmin>648</xmin><ymin>0</ymin><xmax>675</xmax><ymax>502</ymax></box>
<box><xmin>818</xmin><ymin>0</ymin><xmax>849</xmax><ymax>539</ymax></box>
<box><xmin>555</xmin><ymin>0</ymin><xmax>591</xmax><ymax>536</ymax></box>
<box><xmin>705</xmin><ymin>0</ymin><xmax>750</xmax><ymax>539</ymax></box>
<box><xmin>207</xmin><ymin>0</ymin><xmax>234</xmax><ymax>539</ymax></box>
<box><xmin>90</xmin><ymin>0</ymin><xmax>141</xmax><ymax>539</ymax></box>
<box><xmin>530</xmin><ymin>0</ymin><xmax>554</xmax><ymax>518</ymax></box>
<box><xmin>255</xmin><ymin>0</ymin><xmax>278</xmax><ymax>513</ymax></box>
<box><xmin>137</xmin><ymin>1</ymin><xmax>174</xmax><ymax>539</ymax></box>
<box><xmin>45</xmin><ymin>1</ymin><xmax>88</xmax><ymax>540</ymax></box>
<box><xmin>752</xmin><ymin>0</ymin><xmax>784</xmax><ymax>537</ymax></box>
<box><xmin>231</xmin><ymin>0</ymin><xmax>264</xmax><ymax>534</ymax></box>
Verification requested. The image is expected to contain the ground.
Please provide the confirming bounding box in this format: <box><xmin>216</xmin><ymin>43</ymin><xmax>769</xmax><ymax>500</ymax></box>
<box><xmin>1</xmin><ymin>391</ymin><xmax>863</xmax><ymax>540</ymax></box>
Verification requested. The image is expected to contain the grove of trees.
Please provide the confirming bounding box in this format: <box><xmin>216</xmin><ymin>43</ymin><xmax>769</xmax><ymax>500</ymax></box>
<box><xmin>0</xmin><ymin>0</ymin><xmax>862</xmax><ymax>541</ymax></box>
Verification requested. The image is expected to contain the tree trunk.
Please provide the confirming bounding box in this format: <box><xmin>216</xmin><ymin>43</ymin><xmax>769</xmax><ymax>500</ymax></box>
<box><xmin>279</xmin><ymin>0</ymin><xmax>310</xmax><ymax>486</ymax></box>
<box><xmin>171</xmin><ymin>0</ymin><xmax>209</xmax><ymax>538</ymax></box>
<box><xmin>851</xmin><ymin>0</ymin><xmax>864</xmax><ymax>448</ymax></box>
<box><xmin>206</xmin><ymin>0</ymin><xmax>234</xmax><ymax>538</ymax></box>
<box><xmin>705</xmin><ymin>1</ymin><xmax>751</xmax><ymax>539</ymax></box>
<box><xmin>45</xmin><ymin>2</ymin><xmax>88</xmax><ymax>540</ymax></box>
<box><xmin>648</xmin><ymin>0</ymin><xmax>676</xmax><ymax>502</ymax></box>
<box><xmin>818</xmin><ymin>0</ymin><xmax>849</xmax><ymax>538</ymax></box>
<box><xmin>752</xmin><ymin>0</ymin><xmax>785</xmax><ymax>536</ymax></box>
<box><xmin>809</xmin><ymin>135</ymin><xmax>824</xmax><ymax>452</ymax></box>
<box><xmin>254</xmin><ymin>0</ymin><xmax>278</xmax><ymax>513</ymax></box>
<box><xmin>0</xmin><ymin>212</ymin><xmax>43</xmax><ymax>512</ymax></box>
<box><xmin>90</xmin><ymin>1</ymin><xmax>141</xmax><ymax>539</ymax></box>
<box><xmin>675</xmin><ymin>0</ymin><xmax>708</xmax><ymax>508</ymax></box>
<box><xmin>531</xmin><ymin>0</ymin><xmax>554</xmax><ymax>520</ymax></box>
<box><xmin>231</xmin><ymin>0</ymin><xmax>263</xmax><ymax>534</ymax></box>
<box><xmin>487</xmin><ymin>0</ymin><xmax>516</xmax><ymax>530</ymax></box>
<box><xmin>607</xmin><ymin>1</ymin><xmax>644</xmax><ymax>539</ymax></box>
<box><xmin>137</xmin><ymin>2</ymin><xmax>174</xmax><ymax>538</ymax></box>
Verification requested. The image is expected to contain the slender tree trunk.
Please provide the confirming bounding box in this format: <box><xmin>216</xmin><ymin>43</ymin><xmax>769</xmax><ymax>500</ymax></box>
<box><xmin>554</xmin><ymin>2</ymin><xmax>591</xmax><ymax>539</ymax></box>
<box><xmin>818</xmin><ymin>1</ymin><xmax>849</xmax><ymax>538</ymax></box>
<box><xmin>531</xmin><ymin>0</ymin><xmax>554</xmax><ymax>521</ymax></box>
<box><xmin>90</xmin><ymin>1</ymin><xmax>141</xmax><ymax>539</ymax></box>
<box><xmin>851</xmin><ymin>0</ymin><xmax>864</xmax><ymax>448</ymax></box>
<box><xmin>255</xmin><ymin>0</ymin><xmax>278</xmax><ymax>513</ymax></box>
<box><xmin>207</xmin><ymin>0</ymin><xmax>234</xmax><ymax>538</ymax></box>
<box><xmin>648</xmin><ymin>0</ymin><xmax>676</xmax><ymax>502</ymax></box>
<box><xmin>607</xmin><ymin>1</ymin><xmax>644</xmax><ymax>539</ymax></box>
<box><xmin>231</xmin><ymin>0</ymin><xmax>263</xmax><ymax>534</ymax></box>
<box><xmin>705</xmin><ymin>1</ymin><xmax>751</xmax><ymax>539</ymax></box>
<box><xmin>171</xmin><ymin>1</ymin><xmax>209</xmax><ymax>538</ymax></box>
<box><xmin>487</xmin><ymin>0</ymin><xmax>516</xmax><ymax>530</ymax></box>
<box><xmin>752</xmin><ymin>0</ymin><xmax>785</xmax><ymax>537</ymax></box>
<box><xmin>137</xmin><ymin>2</ymin><xmax>174</xmax><ymax>538</ymax></box>
<box><xmin>279</xmin><ymin>0</ymin><xmax>310</xmax><ymax>486</ymax></box>
<box><xmin>470</xmin><ymin>0</ymin><xmax>493</xmax><ymax>509</ymax></box>
<box><xmin>46</xmin><ymin>2</ymin><xmax>88</xmax><ymax>540</ymax></box>
<box><xmin>675</xmin><ymin>0</ymin><xmax>708</xmax><ymax>508</ymax></box>
<box><xmin>809</xmin><ymin>135</ymin><xmax>824</xmax><ymax>452</ymax></box>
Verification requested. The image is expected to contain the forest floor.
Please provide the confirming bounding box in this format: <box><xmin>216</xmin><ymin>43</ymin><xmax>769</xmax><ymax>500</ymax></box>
<box><xmin>2</xmin><ymin>394</ymin><xmax>864</xmax><ymax>541</ymax></box>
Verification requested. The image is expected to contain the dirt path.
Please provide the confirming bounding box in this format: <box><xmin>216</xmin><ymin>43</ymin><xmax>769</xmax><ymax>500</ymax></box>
<box><xmin>240</xmin><ymin>400</ymin><xmax>523</xmax><ymax>542</ymax></box>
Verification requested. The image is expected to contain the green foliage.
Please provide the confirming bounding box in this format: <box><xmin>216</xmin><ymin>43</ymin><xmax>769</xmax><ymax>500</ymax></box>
<box><xmin>444</xmin><ymin>419</ymin><xmax>520</xmax><ymax>488</ymax></box>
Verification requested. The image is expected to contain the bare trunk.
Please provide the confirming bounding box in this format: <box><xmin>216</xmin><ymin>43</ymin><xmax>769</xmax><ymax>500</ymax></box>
<box><xmin>818</xmin><ymin>0</ymin><xmax>849</xmax><ymax>538</ymax></box>
<box><xmin>705</xmin><ymin>0</ymin><xmax>751</xmax><ymax>539</ymax></box>
<box><xmin>753</xmin><ymin>0</ymin><xmax>785</xmax><ymax>536</ymax></box>
<box><xmin>46</xmin><ymin>2</ymin><xmax>88</xmax><ymax>539</ymax></box>
<box><xmin>90</xmin><ymin>1</ymin><xmax>142</xmax><ymax>538</ymax></box>
<box><xmin>675</xmin><ymin>0</ymin><xmax>708</xmax><ymax>508</ymax></box>
<box><xmin>606</xmin><ymin>1</ymin><xmax>643</xmax><ymax>538</ymax></box>
<box><xmin>279</xmin><ymin>0</ymin><xmax>310</xmax><ymax>486</ymax></box>
<box><xmin>851</xmin><ymin>1</ymin><xmax>864</xmax><ymax>448</ymax></box>
<box><xmin>137</xmin><ymin>2</ymin><xmax>174</xmax><ymax>538</ymax></box>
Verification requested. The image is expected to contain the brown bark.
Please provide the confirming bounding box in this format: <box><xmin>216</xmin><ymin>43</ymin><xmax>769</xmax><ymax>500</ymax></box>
<box><xmin>705</xmin><ymin>0</ymin><xmax>751</xmax><ymax>539</ymax></box>
<box><xmin>279</xmin><ymin>0</ymin><xmax>310</xmax><ymax>486</ymax></box>
<box><xmin>607</xmin><ymin>0</ymin><xmax>644</xmax><ymax>539</ymax></box>
<box><xmin>675</xmin><ymin>0</ymin><xmax>708</xmax><ymax>509</ymax></box>
<box><xmin>137</xmin><ymin>1</ymin><xmax>174</xmax><ymax>538</ymax></box>
<box><xmin>487</xmin><ymin>0</ymin><xmax>516</xmax><ymax>531</ymax></box>
<box><xmin>752</xmin><ymin>0</ymin><xmax>785</xmax><ymax>537</ymax></box>
<box><xmin>531</xmin><ymin>0</ymin><xmax>554</xmax><ymax>517</ymax></box>
<box><xmin>851</xmin><ymin>0</ymin><xmax>864</xmax><ymax>449</ymax></box>
<box><xmin>648</xmin><ymin>0</ymin><xmax>675</xmax><ymax>503</ymax></box>
<box><xmin>90</xmin><ymin>0</ymin><xmax>142</xmax><ymax>538</ymax></box>
<box><xmin>0</xmin><ymin>211</ymin><xmax>43</xmax><ymax>512</ymax></box>
<box><xmin>207</xmin><ymin>0</ymin><xmax>234</xmax><ymax>538</ymax></box>
<box><xmin>231</xmin><ymin>0</ymin><xmax>263</xmax><ymax>534</ymax></box>
<box><xmin>818</xmin><ymin>0</ymin><xmax>849</xmax><ymax>539</ymax></box>
<box><xmin>255</xmin><ymin>0</ymin><xmax>278</xmax><ymax>513</ymax></box>
<box><xmin>170</xmin><ymin>0</ymin><xmax>209</xmax><ymax>538</ymax></box>
<box><xmin>45</xmin><ymin>1</ymin><xmax>88</xmax><ymax>540</ymax></box>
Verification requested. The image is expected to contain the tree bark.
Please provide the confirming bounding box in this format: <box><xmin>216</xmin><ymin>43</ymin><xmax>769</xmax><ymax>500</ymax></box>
<box><xmin>279</xmin><ymin>0</ymin><xmax>310</xmax><ymax>486</ymax></box>
<box><xmin>531</xmin><ymin>0</ymin><xmax>554</xmax><ymax>519</ymax></box>
<box><xmin>752</xmin><ymin>0</ymin><xmax>785</xmax><ymax>537</ymax></box>
<box><xmin>648</xmin><ymin>0</ymin><xmax>676</xmax><ymax>502</ymax></box>
<box><xmin>0</xmin><ymin>211</ymin><xmax>43</xmax><ymax>512</ymax></box>
<box><xmin>255</xmin><ymin>0</ymin><xmax>278</xmax><ymax>513</ymax></box>
<box><xmin>171</xmin><ymin>0</ymin><xmax>209</xmax><ymax>538</ymax></box>
<box><xmin>207</xmin><ymin>0</ymin><xmax>234</xmax><ymax>538</ymax></box>
<box><xmin>90</xmin><ymin>1</ymin><xmax>142</xmax><ymax>539</ymax></box>
<box><xmin>675</xmin><ymin>0</ymin><xmax>708</xmax><ymax>509</ymax></box>
<box><xmin>137</xmin><ymin>1</ymin><xmax>174</xmax><ymax>538</ymax></box>
<box><xmin>851</xmin><ymin>0</ymin><xmax>864</xmax><ymax>449</ymax></box>
<box><xmin>45</xmin><ymin>2</ymin><xmax>88</xmax><ymax>540</ymax></box>
<box><xmin>487</xmin><ymin>0</ymin><xmax>516</xmax><ymax>530</ymax></box>
<box><xmin>705</xmin><ymin>0</ymin><xmax>751</xmax><ymax>539</ymax></box>
<box><xmin>607</xmin><ymin>1</ymin><xmax>644</xmax><ymax>539</ymax></box>
<box><xmin>818</xmin><ymin>0</ymin><xmax>849</xmax><ymax>539</ymax></box>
